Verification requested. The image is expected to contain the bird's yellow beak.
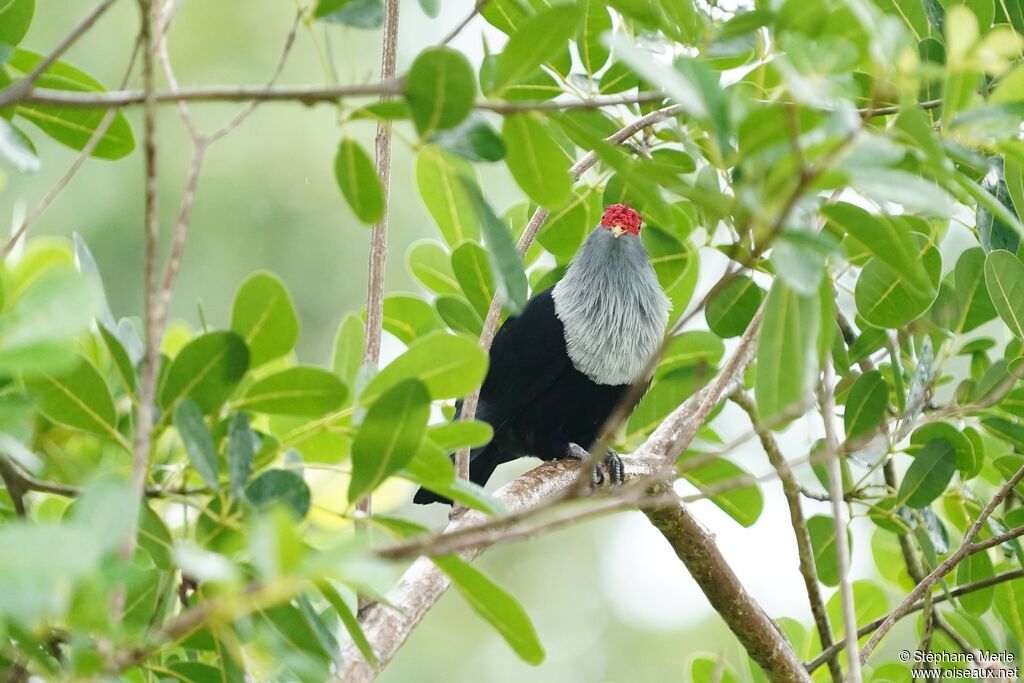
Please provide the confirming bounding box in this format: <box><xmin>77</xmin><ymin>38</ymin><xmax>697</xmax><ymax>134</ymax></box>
<box><xmin>611</xmin><ymin>225</ymin><xmax>625</xmax><ymax>238</ymax></box>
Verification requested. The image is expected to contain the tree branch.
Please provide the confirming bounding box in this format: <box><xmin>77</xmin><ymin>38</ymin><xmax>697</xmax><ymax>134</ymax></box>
<box><xmin>357</xmin><ymin>0</ymin><xmax>401</xmax><ymax>520</ymax></box>
<box><xmin>340</xmin><ymin>308</ymin><xmax>799</xmax><ymax>681</ymax></box>
<box><xmin>820</xmin><ymin>357</ymin><xmax>862</xmax><ymax>682</ymax></box>
<box><xmin>857</xmin><ymin>463</ymin><xmax>1024</xmax><ymax>663</ymax></box>
<box><xmin>129</xmin><ymin>0</ymin><xmax>160</xmax><ymax>510</ymax></box>
<box><xmin>731</xmin><ymin>391</ymin><xmax>842</xmax><ymax>683</ymax></box>
<box><xmin>807</xmin><ymin>569</ymin><xmax>1024</xmax><ymax>673</ymax></box>
<box><xmin>0</xmin><ymin>0</ymin><xmax>119</xmax><ymax>108</ymax></box>
<box><xmin>644</xmin><ymin>493</ymin><xmax>812</xmax><ymax>682</ymax></box>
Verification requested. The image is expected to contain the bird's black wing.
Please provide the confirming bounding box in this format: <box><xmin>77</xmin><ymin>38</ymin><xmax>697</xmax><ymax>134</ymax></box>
<box><xmin>413</xmin><ymin>288</ymin><xmax>571</xmax><ymax>504</ymax></box>
<box><xmin>475</xmin><ymin>287</ymin><xmax>571</xmax><ymax>434</ymax></box>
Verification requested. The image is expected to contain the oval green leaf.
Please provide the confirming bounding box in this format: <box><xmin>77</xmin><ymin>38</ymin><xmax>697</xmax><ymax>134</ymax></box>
<box><xmin>416</xmin><ymin>146</ymin><xmax>480</xmax><ymax>245</ymax></box>
<box><xmin>8</xmin><ymin>49</ymin><xmax>134</xmax><ymax>159</ymax></box>
<box><xmin>432</xmin><ymin>554</ymin><xmax>545</xmax><ymax>665</ymax></box>
<box><xmin>755</xmin><ymin>280</ymin><xmax>820</xmax><ymax>422</ymax></box>
<box><xmin>502</xmin><ymin>113</ymin><xmax>572</xmax><ymax>208</ymax></box>
<box><xmin>984</xmin><ymin>249</ymin><xmax>1024</xmax><ymax>340</ymax></box>
<box><xmin>230</xmin><ymin>272</ymin><xmax>300</xmax><ymax>368</ymax></box>
<box><xmin>25</xmin><ymin>355</ymin><xmax>120</xmax><ymax>445</ymax></box>
<box><xmin>159</xmin><ymin>331</ymin><xmax>250</xmax><ymax>414</ymax></box>
<box><xmin>897</xmin><ymin>438</ymin><xmax>957</xmax><ymax>509</ymax></box>
<box><xmin>173</xmin><ymin>398</ymin><xmax>220</xmax><ymax>490</ymax></box>
<box><xmin>238</xmin><ymin>366</ymin><xmax>348</xmax><ymax>416</ymax></box>
<box><xmin>360</xmin><ymin>331</ymin><xmax>488</xmax><ymax>404</ymax></box>
<box><xmin>349</xmin><ymin>379</ymin><xmax>431</xmax><ymax>503</ymax></box>
<box><xmin>844</xmin><ymin>370</ymin><xmax>889</xmax><ymax>443</ymax></box>
<box><xmin>405</xmin><ymin>47</ymin><xmax>476</xmax><ymax>136</ymax></box>
<box><xmin>705</xmin><ymin>275</ymin><xmax>765</xmax><ymax>338</ymax></box>
<box><xmin>334</xmin><ymin>137</ymin><xmax>385</xmax><ymax>224</ymax></box>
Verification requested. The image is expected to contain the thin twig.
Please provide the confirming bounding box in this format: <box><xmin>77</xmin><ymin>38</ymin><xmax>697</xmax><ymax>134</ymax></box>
<box><xmin>2</xmin><ymin>37</ymin><xmax>143</xmax><ymax>259</ymax></box>
<box><xmin>858</xmin><ymin>464</ymin><xmax>1024</xmax><ymax>663</ymax></box>
<box><xmin>732</xmin><ymin>391</ymin><xmax>843</xmax><ymax>683</ymax></box>
<box><xmin>821</xmin><ymin>357</ymin><xmax>861</xmax><ymax>683</ymax></box>
<box><xmin>808</xmin><ymin>569</ymin><xmax>1024</xmax><ymax>673</ymax></box>
<box><xmin>0</xmin><ymin>0</ymin><xmax>120</xmax><ymax>108</ymax></box>
<box><xmin>440</xmin><ymin>0</ymin><xmax>489</xmax><ymax>46</ymax></box>
<box><xmin>356</xmin><ymin>0</ymin><xmax>401</xmax><ymax>522</ymax></box>
<box><xmin>12</xmin><ymin>86</ymin><xmax>943</xmax><ymax>121</ymax></box>
<box><xmin>129</xmin><ymin>0</ymin><xmax>160</xmax><ymax>517</ymax></box>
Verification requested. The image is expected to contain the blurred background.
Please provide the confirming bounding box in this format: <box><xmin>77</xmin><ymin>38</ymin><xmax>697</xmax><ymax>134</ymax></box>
<box><xmin>3</xmin><ymin>1</ymin><xmax>910</xmax><ymax>680</ymax></box>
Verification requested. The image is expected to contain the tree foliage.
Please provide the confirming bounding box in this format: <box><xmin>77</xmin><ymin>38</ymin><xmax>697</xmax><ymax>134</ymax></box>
<box><xmin>3</xmin><ymin>0</ymin><xmax>1024</xmax><ymax>681</ymax></box>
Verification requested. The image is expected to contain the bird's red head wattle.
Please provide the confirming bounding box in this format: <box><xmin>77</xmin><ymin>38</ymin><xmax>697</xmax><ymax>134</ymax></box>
<box><xmin>600</xmin><ymin>204</ymin><xmax>643</xmax><ymax>237</ymax></box>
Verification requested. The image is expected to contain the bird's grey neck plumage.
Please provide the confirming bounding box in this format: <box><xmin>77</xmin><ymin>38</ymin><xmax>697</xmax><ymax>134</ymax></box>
<box><xmin>552</xmin><ymin>228</ymin><xmax>670</xmax><ymax>386</ymax></box>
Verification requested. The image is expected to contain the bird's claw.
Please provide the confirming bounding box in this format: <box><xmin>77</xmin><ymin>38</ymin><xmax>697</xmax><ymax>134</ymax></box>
<box><xmin>565</xmin><ymin>443</ymin><xmax>624</xmax><ymax>490</ymax></box>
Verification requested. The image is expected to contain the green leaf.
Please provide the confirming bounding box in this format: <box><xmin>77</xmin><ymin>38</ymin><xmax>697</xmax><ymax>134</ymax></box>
<box><xmin>658</xmin><ymin>331</ymin><xmax>724</xmax><ymax>376</ymax></box>
<box><xmin>451</xmin><ymin>241</ymin><xmax>497</xmax><ymax>317</ymax></box>
<box><xmin>643</xmin><ymin>226</ymin><xmax>691</xmax><ymax>290</ymax></box>
<box><xmin>25</xmin><ymin>355</ymin><xmax>120</xmax><ymax>444</ymax></box>
<box><xmin>0</xmin><ymin>0</ymin><xmax>33</xmax><ymax>47</ymax></box>
<box><xmin>349</xmin><ymin>379</ymin><xmax>430</xmax><ymax>503</ymax></box>
<box><xmin>692</xmin><ymin>655</ymin><xmax>740</xmax><ymax>683</ymax></box>
<box><xmin>230</xmin><ymin>272</ymin><xmax>300</xmax><ymax>368</ymax></box>
<box><xmin>502</xmin><ymin>113</ymin><xmax>573</xmax><ymax>208</ymax></box>
<box><xmin>407</xmin><ymin>239</ymin><xmax>460</xmax><ymax>296</ymax></box>
<box><xmin>417</xmin><ymin>0</ymin><xmax>439</xmax><ymax>17</ymax></box>
<box><xmin>0</xmin><ymin>267</ymin><xmax>98</xmax><ymax>376</ymax></box>
<box><xmin>705</xmin><ymin>276</ymin><xmax>765</xmax><ymax>338</ymax></box>
<box><xmin>314</xmin><ymin>0</ymin><xmax>384</xmax><ymax>27</ymax></box>
<box><xmin>8</xmin><ymin>49</ymin><xmax>134</xmax><ymax>159</ymax></box>
<box><xmin>428</xmin><ymin>420</ymin><xmax>493</xmax><ymax>451</ymax></box>
<box><xmin>405</xmin><ymin>47</ymin><xmax>476</xmax><ymax>136</ymax></box>
<box><xmin>995</xmin><ymin>579</ymin><xmax>1024</xmax><ymax>643</ymax></box>
<box><xmin>331</xmin><ymin>312</ymin><xmax>364</xmax><ymax>385</ymax></box>
<box><xmin>956</xmin><ymin>549</ymin><xmax>994</xmax><ymax>616</ymax></box>
<box><xmin>416</xmin><ymin>146</ymin><xmax>479</xmax><ymax>245</ymax></box>
<box><xmin>678</xmin><ymin>453</ymin><xmax>764</xmax><ymax>527</ymax></box>
<box><xmin>401</xmin><ymin>441</ymin><xmax>503</xmax><ymax>514</ymax></box>
<box><xmin>431</xmin><ymin>114</ymin><xmax>506</xmax><ymax>163</ymax></box>
<box><xmin>824</xmin><ymin>203</ymin><xmax>935</xmax><ymax>296</ymax></box>
<box><xmin>159</xmin><ymin>331</ymin><xmax>250</xmax><ymax>414</ymax></box>
<box><xmin>173</xmin><ymin>399</ymin><xmax>220</xmax><ymax>490</ymax></box>
<box><xmin>844</xmin><ymin>371</ymin><xmax>889</xmax><ymax>443</ymax></box>
<box><xmin>0</xmin><ymin>117</ymin><xmax>38</xmax><ymax>172</ymax></box>
<box><xmin>318</xmin><ymin>580</ymin><xmax>378</xmax><ymax>667</ymax></box>
<box><xmin>227</xmin><ymin>413</ymin><xmax>254</xmax><ymax>497</ymax></box>
<box><xmin>826</xmin><ymin>580</ymin><xmax>889</xmax><ymax>641</ymax></box>
<box><xmin>578</xmin><ymin>0</ymin><xmax>612</xmax><ymax>76</ymax></box>
<box><xmin>435</xmin><ymin>295</ymin><xmax>483</xmax><ymax>335</ymax></box>
<box><xmin>978</xmin><ymin>160</ymin><xmax>1022</xmax><ymax>254</ymax></box>
<box><xmin>245</xmin><ymin>470</ymin><xmax>311</xmax><ymax>518</ymax></box>
<box><xmin>99</xmin><ymin>322</ymin><xmax>136</xmax><ymax>395</ymax></box>
<box><xmin>492</xmin><ymin>4</ymin><xmax>580</xmax><ymax>92</ymax></box>
<box><xmin>537</xmin><ymin>189</ymin><xmax>590</xmax><ymax>261</ymax></box>
<box><xmin>334</xmin><ymin>138</ymin><xmax>385</xmax><ymax>224</ymax></box>
<box><xmin>238</xmin><ymin>367</ymin><xmax>347</xmax><ymax>416</ymax></box>
<box><xmin>432</xmin><ymin>554</ymin><xmax>545</xmax><ymax>665</ymax></box>
<box><xmin>855</xmin><ymin>232</ymin><xmax>941</xmax><ymax>329</ymax></box>
<box><xmin>984</xmin><ymin>249</ymin><xmax>1024</xmax><ymax>340</ymax></box>
<box><xmin>755</xmin><ymin>280</ymin><xmax>820</xmax><ymax>422</ymax></box>
<box><xmin>807</xmin><ymin>514</ymin><xmax>851</xmax><ymax>587</ymax></box>
<box><xmin>953</xmin><ymin>247</ymin><xmax>998</xmax><ymax>333</ymax></box>
<box><xmin>981</xmin><ymin>416</ymin><xmax>1024</xmax><ymax>450</ymax></box>
<box><xmin>897</xmin><ymin>439</ymin><xmax>957</xmax><ymax>508</ymax></box>
<box><xmin>380</xmin><ymin>294</ymin><xmax>441</xmax><ymax>344</ymax></box>
<box><xmin>461</xmin><ymin>178</ymin><xmax>528</xmax><ymax>314</ymax></box>
<box><xmin>909</xmin><ymin>423</ymin><xmax>977</xmax><ymax>477</ymax></box>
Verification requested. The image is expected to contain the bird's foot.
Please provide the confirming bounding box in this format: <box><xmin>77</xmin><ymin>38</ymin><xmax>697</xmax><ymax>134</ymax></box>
<box><xmin>565</xmin><ymin>443</ymin><xmax>625</xmax><ymax>490</ymax></box>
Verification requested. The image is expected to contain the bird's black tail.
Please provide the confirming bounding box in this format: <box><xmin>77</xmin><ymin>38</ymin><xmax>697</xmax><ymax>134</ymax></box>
<box><xmin>412</xmin><ymin>446</ymin><xmax>501</xmax><ymax>505</ymax></box>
